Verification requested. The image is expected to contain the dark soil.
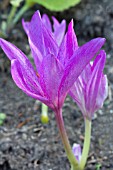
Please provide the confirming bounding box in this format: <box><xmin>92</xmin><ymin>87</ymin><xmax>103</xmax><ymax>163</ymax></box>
<box><xmin>0</xmin><ymin>0</ymin><xmax>113</xmax><ymax>170</ymax></box>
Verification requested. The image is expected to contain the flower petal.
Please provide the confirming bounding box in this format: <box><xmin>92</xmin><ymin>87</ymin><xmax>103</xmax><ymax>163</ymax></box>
<box><xmin>0</xmin><ymin>38</ymin><xmax>28</xmax><ymax>63</ymax></box>
<box><xmin>23</xmin><ymin>11</ymin><xmax>58</xmax><ymax>70</ymax></box>
<box><xmin>85</xmin><ymin>50</ymin><xmax>106</xmax><ymax>117</ymax></box>
<box><xmin>52</xmin><ymin>17</ymin><xmax>66</xmax><ymax>46</ymax></box>
<box><xmin>39</xmin><ymin>54</ymin><xmax>63</xmax><ymax>108</ymax></box>
<box><xmin>72</xmin><ymin>143</ymin><xmax>81</xmax><ymax>162</ymax></box>
<box><xmin>0</xmin><ymin>38</ymin><xmax>41</xmax><ymax>86</ymax></box>
<box><xmin>22</xmin><ymin>18</ymin><xmax>43</xmax><ymax>69</ymax></box>
<box><xmin>22</xmin><ymin>20</ymin><xmax>29</xmax><ymax>35</ymax></box>
<box><xmin>69</xmin><ymin>64</ymin><xmax>91</xmax><ymax>114</ymax></box>
<box><xmin>96</xmin><ymin>74</ymin><xmax>108</xmax><ymax>109</ymax></box>
<box><xmin>59</xmin><ymin>38</ymin><xmax>106</xmax><ymax>99</ymax></box>
<box><xmin>11</xmin><ymin>59</ymin><xmax>51</xmax><ymax>106</ymax></box>
<box><xmin>42</xmin><ymin>14</ymin><xmax>52</xmax><ymax>32</ymax></box>
<box><xmin>58</xmin><ymin>20</ymin><xmax>78</xmax><ymax>65</ymax></box>
<box><xmin>11</xmin><ymin>59</ymin><xmax>43</xmax><ymax>94</ymax></box>
<box><xmin>0</xmin><ymin>38</ymin><xmax>48</xmax><ymax>99</ymax></box>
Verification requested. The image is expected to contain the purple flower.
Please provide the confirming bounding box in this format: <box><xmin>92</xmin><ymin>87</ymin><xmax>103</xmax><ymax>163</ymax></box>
<box><xmin>72</xmin><ymin>143</ymin><xmax>81</xmax><ymax>162</ymax></box>
<box><xmin>69</xmin><ymin>50</ymin><xmax>108</xmax><ymax>120</ymax></box>
<box><xmin>0</xmin><ymin>11</ymin><xmax>105</xmax><ymax>112</ymax></box>
<box><xmin>23</xmin><ymin>13</ymin><xmax>66</xmax><ymax>47</ymax></box>
<box><xmin>42</xmin><ymin>14</ymin><xmax>66</xmax><ymax>46</ymax></box>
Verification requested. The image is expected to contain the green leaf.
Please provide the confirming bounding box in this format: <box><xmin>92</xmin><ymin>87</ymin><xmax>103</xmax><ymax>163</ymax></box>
<box><xmin>29</xmin><ymin>0</ymin><xmax>81</xmax><ymax>11</ymax></box>
<box><xmin>25</xmin><ymin>0</ymin><xmax>35</xmax><ymax>7</ymax></box>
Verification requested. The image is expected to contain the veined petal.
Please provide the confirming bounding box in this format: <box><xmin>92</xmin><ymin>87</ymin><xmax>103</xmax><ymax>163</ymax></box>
<box><xmin>0</xmin><ymin>38</ymin><xmax>42</xmax><ymax>88</ymax></box>
<box><xmin>22</xmin><ymin>20</ymin><xmax>29</xmax><ymax>35</ymax></box>
<box><xmin>58</xmin><ymin>20</ymin><xmax>78</xmax><ymax>65</ymax></box>
<box><xmin>69</xmin><ymin>50</ymin><xmax>108</xmax><ymax>119</ymax></box>
<box><xmin>69</xmin><ymin>64</ymin><xmax>92</xmax><ymax>115</ymax></box>
<box><xmin>52</xmin><ymin>17</ymin><xmax>62</xmax><ymax>31</ymax></box>
<box><xmin>11</xmin><ymin>59</ymin><xmax>43</xmax><ymax>96</ymax></box>
<box><xmin>79</xmin><ymin>63</ymin><xmax>91</xmax><ymax>85</ymax></box>
<box><xmin>69</xmin><ymin>77</ymin><xmax>86</xmax><ymax>114</ymax></box>
<box><xmin>59</xmin><ymin>38</ymin><xmax>106</xmax><ymax>99</ymax></box>
<box><xmin>39</xmin><ymin>54</ymin><xmax>63</xmax><ymax>108</ymax></box>
<box><xmin>11</xmin><ymin>59</ymin><xmax>53</xmax><ymax>107</ymax></box>
<box><xmin>22</xmin><ymin>19</ymin><xmax>44</xmax><ymax>69</ymax></box>
<box><xmin>0</xmin><ymin>38</ymin><xmax>28</xmax><ymax>63</ymax></box>
<box><xmin>85</xmin><ymin>50</ymin><xmax>106</xmax><ymax>117</ymax></box>
<box><xmin>42</xmin><ymin>14</ymin><xmax>52</xmax><ymax>32</ymax></box>
<box><xmin>23</xmin><ymin>11</ymin><xmax>58</xmax><ymax>70</ymax></box>
<box><xmin>52</xmin><ymin>17</ymin><xmax>66</xmax><ymax>46</ymax></box>
<box><xmin>96</xmin><ymin>75</ymin><xmax>108</xmax><ymax>109</ymax></box>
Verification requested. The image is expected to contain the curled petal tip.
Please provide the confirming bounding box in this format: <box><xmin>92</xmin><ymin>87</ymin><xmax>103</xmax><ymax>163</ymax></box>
<box><xmin>97</xmin><ymin>37</ymin><xmax>106</xmax><ymax>43</ymax></box>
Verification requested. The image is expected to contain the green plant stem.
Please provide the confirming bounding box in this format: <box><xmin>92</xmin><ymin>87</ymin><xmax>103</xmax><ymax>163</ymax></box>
<box><xmin>41</xmin><ymin>103</ymin><xmax>49</xmax><ymax>123</ymax></box>
<box><xmin>13</xmin><ymin>4</ymin><xmax>29</xmax><ymax>25</ymax></box>
<box><xmin>55</xmin><ymin>108</ymin><xmax>81</xmax><ymax>170</ymax></box>
<box><xmin>7</xmin><ymin>5</ymin><xmax>17</xmax><ymax>27</ymax></box>
<box><xmin>41</xmin><ymin>103</ymin><xmax>48</xmax><ymax>116</ymax></box>
<box><xmin>79</xmin><ymin>118</ymin><xmax>91</xmax><ymax>170</ymax></box>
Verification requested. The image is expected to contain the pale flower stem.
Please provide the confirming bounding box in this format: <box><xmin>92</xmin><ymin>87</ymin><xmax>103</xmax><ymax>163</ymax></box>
<box><xmin>55</xmin><ymin>108</ymin><xmax>80</xmax><ymax>170</ymax></box>
<box><xmin>79</xmin><ymin>118</ymin><xmax>91</xmax><ymax>170</ymax></box>
<box><xmin>41</xmin><ymin>103</ymin><xmax>49</xmax><ymax>123</ymax></box>
<box><xmin>13</xmin><ymin>4</ymin><xmax>29</xmax><ymax>25</ymax></box>
<box><xmin>13</xmin><ymin>1</ymin><xmax>35</xmax><ymax>25</ymax></box>
<box><xmin>7</xmin><ymin>6</ymin><xmax>17</xmax><ymax>27</ymax></box>
<box><xmin>41</xmin><ymin>103</ymin><xmax>48</xmax><ymax>117</ymax></box>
